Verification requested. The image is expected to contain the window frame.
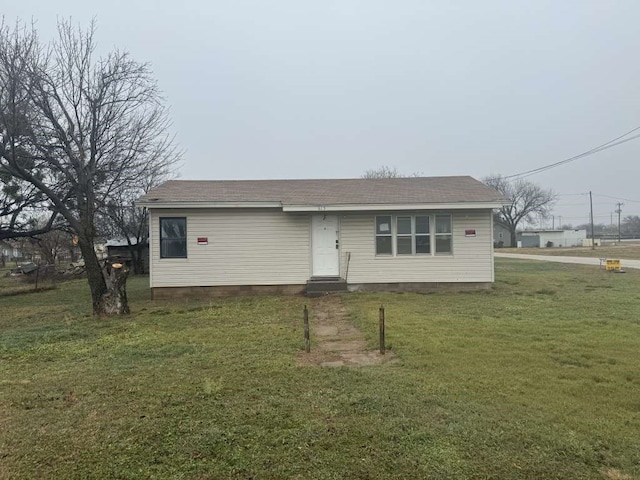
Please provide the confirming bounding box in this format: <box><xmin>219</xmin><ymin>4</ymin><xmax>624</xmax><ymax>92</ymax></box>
<box><xmin>374</xmin><ymin>214</ymin><xmax>453</xmax><ymax>257</ymax></box>
<box><xmin>375</xmin><ymin>215</ymin><xmax>393</xmax><ymax>255</ymax></box>
<box><xmin>434</xmin><ymin>214</ymin><xmax>453</xmax><ymax>255</ymax></box>
<box><xmin>159</xmin><ymin>217</ymin><xmax>188</xmax><ymax>259</ymax></box>
<box><xmin>414</xmin><ymin>215</ymin><xmax>431</xmax><ymax>255</ymax></box>
<box><xmin>395</xmin><ymin>216</ymin><xmax>413</xmax><ymax>255</ymax></box>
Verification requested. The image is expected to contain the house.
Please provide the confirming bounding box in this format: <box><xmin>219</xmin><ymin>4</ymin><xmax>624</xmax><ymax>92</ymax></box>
<box><xmin>493</xmin><ymin>223</ymin><xmax>513</xmax><ymax>247</ymax></box>
<box><xmin>0</xmin><ymin>240</ymin><xmax>21</xmax><ymax>261</ymax></box>
<box><xmin>137</xmin><ymin>176</ymin><xmax>509</xmax><ymax>298</ymax></box>
<box><xmin>517</xmin><ymin>229</ymin><xmax>587</xmax><ymax>248</ymax></box>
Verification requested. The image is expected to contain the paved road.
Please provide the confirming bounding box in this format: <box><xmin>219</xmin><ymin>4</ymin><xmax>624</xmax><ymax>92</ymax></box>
<box><xmin>494</xmin><ymin>253</ymin><xmax>640</xmax><ymax>270</ymax></box>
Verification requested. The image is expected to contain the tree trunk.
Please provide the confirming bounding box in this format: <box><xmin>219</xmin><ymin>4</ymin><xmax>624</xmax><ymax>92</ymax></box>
<box><xmin>100</xmin><ymin>262</ymin><xmax>130</xmax><ymax>315</ymax></box>
<box><xmin>510</xmin><ymin>229</ymin><xmax>517</xmax><ymax>248</ymax></box>
<box><xmin>78</xmin><ymin>237</ymin><xmax>109</xmax><ymax>314</ymax></box>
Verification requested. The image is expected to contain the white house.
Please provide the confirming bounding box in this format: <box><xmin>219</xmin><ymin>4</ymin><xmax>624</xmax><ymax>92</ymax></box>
<box><xmin>137</xmin><ymin>176</ymin><xmax>508</xmax><ymax>298</ymax></box>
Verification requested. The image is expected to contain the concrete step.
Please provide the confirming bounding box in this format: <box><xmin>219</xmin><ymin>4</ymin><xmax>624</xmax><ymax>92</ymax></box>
<box><xmin>306</xmin><ymin>277</ymin><xmax>348</xmax><ymax>296</ymax></box>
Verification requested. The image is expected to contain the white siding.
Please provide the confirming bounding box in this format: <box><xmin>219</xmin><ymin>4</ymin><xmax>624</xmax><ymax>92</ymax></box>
<box><xmin>149</xmin><ymin>208</ymin><xmax>495</xmax><ymax>288</ymax></box>
<box><xmin>340</xmin><ymin>210</ymin><xmax>494</xmax><ymax>283</ymax></box>
<box><xmin>149</xmin><ymin>209</ymin><xmax>310</xmax><ymax>287</ymax></box>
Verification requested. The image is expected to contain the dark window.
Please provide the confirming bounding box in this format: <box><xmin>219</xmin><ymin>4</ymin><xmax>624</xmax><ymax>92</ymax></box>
<box><xmin>160</xmin><ymin>217</ymin><xmax>187</xmax><ymax>258</ymax></box>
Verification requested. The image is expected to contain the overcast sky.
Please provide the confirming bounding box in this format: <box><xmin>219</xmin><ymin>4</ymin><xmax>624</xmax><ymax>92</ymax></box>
<box><xmin>5</xmin><ymin>1</ymin><xmax>640</xmax><ymax>226</ymax></box>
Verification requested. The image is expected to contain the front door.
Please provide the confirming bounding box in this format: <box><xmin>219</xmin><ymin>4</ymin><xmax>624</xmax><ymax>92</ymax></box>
<box><xmin>311</xmin><ymin>215</ymin><xmax>340</xmax><ymax>276</ymax></box>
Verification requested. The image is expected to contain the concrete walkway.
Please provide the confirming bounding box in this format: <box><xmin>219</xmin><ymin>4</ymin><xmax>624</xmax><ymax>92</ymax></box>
<box><xmin>495</xmin><ymin>252</ymin><xmax>640</xmax><ymax>270</ymax></box>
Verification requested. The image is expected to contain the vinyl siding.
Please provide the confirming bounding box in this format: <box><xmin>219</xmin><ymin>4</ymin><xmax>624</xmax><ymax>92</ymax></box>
<box><xmin>149</xmin><ymin>208</ymin><xmax>494</xmax><ymax>288</ymax></box>
<box><xmin>149</xmin><ymin>209</ymin><xmax>310</xmax><ymax>287</ymax></box>
<box><xmin>339</xmin><ymin>210</ymin><xmax>494</xmax><ymax>283</ymax></box>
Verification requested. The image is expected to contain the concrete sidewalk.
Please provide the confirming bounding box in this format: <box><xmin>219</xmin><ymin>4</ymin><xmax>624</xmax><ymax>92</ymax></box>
<box><xmin>494</xmin><ymin>252</ymin><xmax>640</xmax><ymax>270</ymax></box>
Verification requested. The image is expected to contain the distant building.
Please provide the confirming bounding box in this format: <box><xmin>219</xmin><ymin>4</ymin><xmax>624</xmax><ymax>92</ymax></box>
<box><xmin>517</xmin><ymin>229</ymin><xmax>587</xmax><ymax>248</ymax></box>
<box><xmin>493</xmin><ymin>223</ymin><xmax>513</xmax><ymax>247</ymax></box>
<box><xmin>0</xmin><ymin>240</ymin><xmax>21</xmax><ymax>261</ymax></box>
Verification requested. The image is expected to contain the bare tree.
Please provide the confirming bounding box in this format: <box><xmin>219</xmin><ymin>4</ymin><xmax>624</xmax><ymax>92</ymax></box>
<box><xmin>101</xmin><ymin>168</ymin><xmax>173</xmax><ymax>274</ymax></box>
<box><xmin>0</xmin><ymin>175</ymin><xmax>61</xmax><ymax>239</ymax></box>
<box><xmin>621</xmin><ymin>216</ymin><xmax>640</xmax><ymax>237</ymax></box>
<box><xmin>483</xmin><ymin>175</ymin><xmax>557</xmax><ymax>247</ymax></box>
<box><xmin>362</xmin><ymin>165</ymin><xmax>422</xmax><ymax>179</ymax></box>
<box><xmin>0</xmin><ymin>20</ymin><xmax>180</xmax><ymax>314</ymax></box>
<box><xmin>32</xmin><ymin>218</ymin><xmax>74</xmax><ymax>265</ymax></box>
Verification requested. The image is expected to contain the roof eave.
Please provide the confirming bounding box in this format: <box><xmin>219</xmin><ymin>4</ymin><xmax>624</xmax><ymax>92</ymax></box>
<box><xmin>136</xmin><ymin>200</ymin><xmax>283</xmax><ymax>209</ymax></box>
<box><xmin>282</xmin><ymin>202</ymin><xmax>509</xmax><ymax>212</ymax></box>
<box><xmin>137</xmin><ymin>200</ymin><xmax>510</xmax><ymax>211</ymax></box>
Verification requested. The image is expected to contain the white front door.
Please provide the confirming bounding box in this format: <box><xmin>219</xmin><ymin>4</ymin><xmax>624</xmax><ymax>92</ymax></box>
<box><xmin>311</xmin><ymin>215</ymin><xmax>340</xmax><ymax>277</ymax></box>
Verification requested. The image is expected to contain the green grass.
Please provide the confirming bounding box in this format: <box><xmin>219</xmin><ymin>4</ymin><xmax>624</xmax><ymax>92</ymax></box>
<box><xmin>1</xmin><ymin>262</ymin><xmax>639</xmax><ymax>479</ymax></box>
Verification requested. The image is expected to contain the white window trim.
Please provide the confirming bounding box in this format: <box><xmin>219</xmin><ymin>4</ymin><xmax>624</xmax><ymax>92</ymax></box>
<box><xmin>396</xmin><ymin>216</ymin><xmax>413</xmax><ymax>255</ymax></box>
<box><xmin>375</xmin><ymin>215</ymin><xmax>393</xmax><ymax>256</ymax></box>
<box><xmin>374</xmin><ymin>214</ymin><xmax>453</xmax><ymax>257</ymax></box>
<box><xmin>434</xmin><ymin>214</ymin><xmax>453</xmax><ymax>255</ymax></box>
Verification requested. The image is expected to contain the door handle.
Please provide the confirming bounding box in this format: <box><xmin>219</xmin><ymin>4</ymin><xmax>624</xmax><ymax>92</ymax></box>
<box><xmin>335</xmin><ymin>240</ymin><xmax>339</xmax><ymax>249</ymax></box>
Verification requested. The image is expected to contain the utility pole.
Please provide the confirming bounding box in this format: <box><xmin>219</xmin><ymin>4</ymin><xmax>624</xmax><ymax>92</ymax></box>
<box><xmin>590</xmin><ymin>191</ymin><xmax>595</xmax><ymax>250</ymax></box>
<box><xmin>615</xmin><ymin>202</ymin><xmax>623</xmax><ymax>243</ymax></box>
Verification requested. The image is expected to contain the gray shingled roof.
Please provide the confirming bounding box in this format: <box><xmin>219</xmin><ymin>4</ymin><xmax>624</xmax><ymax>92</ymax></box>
<box><xmin>138</xmin><ymin>176</ymin><xmax>508</xmax><ymax>206</ymax></box>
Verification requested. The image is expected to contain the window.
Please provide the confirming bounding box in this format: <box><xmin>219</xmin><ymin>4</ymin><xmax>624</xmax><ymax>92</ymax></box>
<box><xmin>396</xmin><ymin>216</ymin><xmax>412</xmax><ymax>255</ymax></box>
<box><xmin>415</xmin><ymin>215</ymin><xmax>430</xmax><ymax>253</ymax></box>
<box><xmin>160</xmin><ymin>217</ymin><xmax>187</xmax><ymax>258</ymax></box>
<box><xmin>375</xmin><ymin>216</ymin><xmax>392</xmax><ymax>255</ymax></box>
<box><xmin>395</xmin><ymin>215</ymin><xmax>431</xmax><ymax>255</ymax></box>
<box><xmin>435</xmin><ymin>215</ymin><xmax>452</xmax><ymax>254</ymax></box>
<box><xmin>374</xmin><ymin>214</ymin><xmax>450</xmax><ymax>256</ymax></box>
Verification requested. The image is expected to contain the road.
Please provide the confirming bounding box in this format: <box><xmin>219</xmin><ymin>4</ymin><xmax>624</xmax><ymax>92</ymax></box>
<box><xmin>494</xmin><ymin>253</ymin><xmax>640</xmax><ymax>270</ymax></box>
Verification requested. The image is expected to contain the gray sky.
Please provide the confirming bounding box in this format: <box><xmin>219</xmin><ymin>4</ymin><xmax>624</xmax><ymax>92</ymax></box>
<box><xmin>5</xmin><ymin>1</ymin><xmax>640</xmax><ymax>226</ymax></box>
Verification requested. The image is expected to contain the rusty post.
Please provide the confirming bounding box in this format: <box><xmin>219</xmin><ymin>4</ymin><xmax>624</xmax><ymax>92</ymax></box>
<box><xmin>304</xmin><ymin>305</ymin><xmax>310</xmax><ymax>353</ymax></box>
<box><xmin>379</xmin><ymin>305</ymin><xmax>385</xmax><ymax>355</ymax></box>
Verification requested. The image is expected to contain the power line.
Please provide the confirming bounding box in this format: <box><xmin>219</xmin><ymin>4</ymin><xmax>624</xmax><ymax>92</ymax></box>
<box><xmin>505</xmin><ymin>126</ymin><xmax>640</xmax><ymax>180</ymax></box>
<box><xmin>556</xmin><ymin>191</ymin><xmax>640</xmax><ymax>205</ymax></box>
<box><xmin>592</xmin><ymin>193</ymin><xmax>640</xmax><ymax>204</ymax></box>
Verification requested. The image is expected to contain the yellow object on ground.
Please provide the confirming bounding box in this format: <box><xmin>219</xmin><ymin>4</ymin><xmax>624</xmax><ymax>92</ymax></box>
<box><xmin>605</xmin><ymin>259</ymin><xmax>621</xmax><ymax>271</ymax></box>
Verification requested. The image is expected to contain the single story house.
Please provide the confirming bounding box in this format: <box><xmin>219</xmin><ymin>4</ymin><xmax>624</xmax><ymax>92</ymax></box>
<box><xmin>137</xmin><ymin>176</ymin><xmax>509</xmax><ymax>298</ymax></box>
<box><xmin>518</xmin><ymin>229</ymin><xmax>587</xmax><ymax>248</ymax></box>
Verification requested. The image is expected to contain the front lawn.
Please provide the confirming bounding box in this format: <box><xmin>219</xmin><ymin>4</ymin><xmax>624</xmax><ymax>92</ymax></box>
<box><xmin>1</xmin><ymin>261</ymin><xmax>639</xmax><ymax>479</ymax></box>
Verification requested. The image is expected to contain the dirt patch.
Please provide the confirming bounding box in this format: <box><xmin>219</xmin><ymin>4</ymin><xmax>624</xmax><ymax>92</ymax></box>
<box><xmin>296</xmin><ymin>295</ymin><xmax>396</xmax><ymax>367</ymax></box>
